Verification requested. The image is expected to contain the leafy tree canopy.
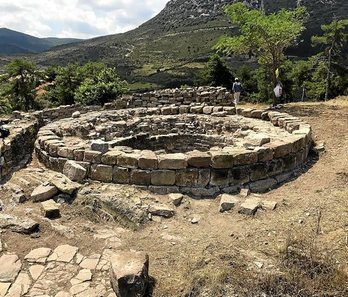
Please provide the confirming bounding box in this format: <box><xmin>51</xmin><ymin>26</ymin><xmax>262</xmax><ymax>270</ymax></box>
<box><xmin>215</xmin><ymin>3</ymin><xmax>307</xmax><ymax>87</ymax></box>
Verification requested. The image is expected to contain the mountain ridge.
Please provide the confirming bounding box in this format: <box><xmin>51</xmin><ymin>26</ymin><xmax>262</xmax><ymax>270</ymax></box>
<box><xmin>4</xmin><ymin>0</ymin><xmax>348</xmax><ymax>89</ymax></box>
<box><xmin>0</xmin><ymin>28</ymin><xmax>82</xmax><ymax>55</ymax></box>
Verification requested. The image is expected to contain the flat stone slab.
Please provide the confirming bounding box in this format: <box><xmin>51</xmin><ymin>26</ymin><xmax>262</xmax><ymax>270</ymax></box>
<box><xmin>0</xmin><ymin>282</ymin><xmax>11</xmax><ymax>296</ymax></box>
<box><xmin>25</xmin><ymin>247</ymin><xmax>52</xmax><ymax>264</ymax></box>
<box><xmin>6</xmin><ymin>271</ymin><xmax>31</xmax><ymax>296</ymax></box>
<box><xmin>31</xmin><ymin>183</ymin><xmax>59</xmax><ymax>202</ymax></box>
<box><xmin>262</xmin><ymin>200</ymin><xmax>278</xmax><ymax>210</ymax></box>
<box><xmin>48</xmin><ymin>245</ymin><xmax>78</xmax><ymax>263</ymax></box>
<box><xmin>0</xmin><ymin>254</ymin><xmax>21</xmax><ymax>282</ymax></box>
<box><xmin>148</xmin><ymin>204</ymin><xmax>175</xmax><ymax>218</ymax></box>
<box><xmin>50</xmin><ymin>173</ymin><xmax>82</xmax><ymax>194</ymax></box>
<box><xmin>29</xmin><ymin>265</ymin><xmax>45</xmax><ymax>281</ymax></box>
<box><xmin>70</xmin><ymin>269</ymin><xmax>92</xmax><ymax>286</ymax></box>
<box><xmin>0</xmin><ymin>213</ymin><xmax>39</xmax><ymax>234</ymax></box>
<box><xmin>239</xmin><ymin>198</ymin><xmax>262</xmax><ymax>216</ymax></box>
<box><xmin>219</xmin><ymin>194</ymin><xmax>239</xmax><ymax>213</ymax></box>
<box><xmin>79</xmin><ymin>254</ymin><xmax>101</xmax><ymax>270</ymax></box>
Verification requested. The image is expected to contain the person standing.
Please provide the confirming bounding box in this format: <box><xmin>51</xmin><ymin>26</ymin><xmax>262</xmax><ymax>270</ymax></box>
<box><xmin>232</xmin><ymin>78</ymin><xmax>242</xmax><ymax>107</ymax></box>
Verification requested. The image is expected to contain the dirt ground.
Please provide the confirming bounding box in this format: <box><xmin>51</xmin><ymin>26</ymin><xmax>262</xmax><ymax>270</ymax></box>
<box><xmin>1</xmin><ymin>99</ymin><xmax>347</xmax><ymax>296</ymax></box>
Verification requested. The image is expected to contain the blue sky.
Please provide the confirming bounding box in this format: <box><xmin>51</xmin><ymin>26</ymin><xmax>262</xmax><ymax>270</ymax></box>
<box><xmin>0</xmin><ymin>0</ymin><xmax>170</xmax><ymax>39</ymax></box>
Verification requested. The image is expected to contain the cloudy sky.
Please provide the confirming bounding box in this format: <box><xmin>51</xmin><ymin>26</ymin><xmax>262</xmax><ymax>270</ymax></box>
<box><xmin>0</xmin><ymin>0</ymin><xmax>170</xmax><ymax>39</ymax></box>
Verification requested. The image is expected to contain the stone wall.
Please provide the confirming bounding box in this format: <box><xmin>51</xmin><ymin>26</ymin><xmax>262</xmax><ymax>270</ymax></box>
<box><xmin>16</xmin><ymin>87</ymin><xmax>233</xmax><ymax>124</ymax></box>
<box><xmin>124</xmin><ymin>87</ymin><xmax>233</xmax><ymax>108</ymax></box>
<box><xmin>35</xmin><ymin>104</ymin><xmax>312</xmax><ymax>197</ymax></box>
<box><xmin>0</xmin><ymin>117</ymin><xmax>40</xmax><ymax>182</ymax></box>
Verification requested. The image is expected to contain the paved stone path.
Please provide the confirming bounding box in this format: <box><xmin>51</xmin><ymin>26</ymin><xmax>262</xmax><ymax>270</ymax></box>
<box><xmin>0</xmin><ymin>242</ymin><xmax>120</xmax><ymax>297</ymax></box>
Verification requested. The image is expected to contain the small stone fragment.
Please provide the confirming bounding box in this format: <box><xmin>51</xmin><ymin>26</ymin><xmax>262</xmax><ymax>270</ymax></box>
<box><xmin>72</xmin><ymin>111</ymin><xmax>81</xmax><ymax>118</ymax></box>
<box><xmin>239</xmin><ymin>188</ymin><xmax>250</xmax><ymax>197</ymax></box>
<box><xmin>262</xmin><ymin>200</ymin><xmax>278</xmax><ymax>210</ymax></box>
<box><xmin>191</xmin><ymin>216</ymin><xmax>201</xmax><ymax>224</ymax></box>
<box><xmin>168</xmin><ymin>193</ymin><xmax>183</xmax><ymax>207</ymax></box>
<box><xmin>239</xmin><ymin>198</ymin><xmax>261</xmax><ymax>216</ymax></box>
<box><xmin>219</xmin><ymin>194</ymin><xmax>239</xmax><ymax>213</ymax></box>
<box><xmin>41</xmin><ymin>199</ymin><xmax>60</xmax><ymax>219</ymax></box>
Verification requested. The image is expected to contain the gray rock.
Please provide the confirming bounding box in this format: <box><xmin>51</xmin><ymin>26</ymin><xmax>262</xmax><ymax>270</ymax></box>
<box><xmin>63</xmin><ymin>160</ymin><xmax>87</xmax><ymax>182</ymax></box>
<box><xmin>50</xmin><ymin>174</ymin><xmax>82</xmax><ymax>194</ymax></box>
<box><xmin>239</xmin><ymin>198</ymin><xmax>261</xmax><ymax>216</ymax></box>
<box><xmin>110</xmin><ymin>251</ymin><xmax>149</xmax><ymax>297</ymax></box>
<box><xmin>0</xmin><ymin>213</ymin><xmax>39</xmax><ymax>234</ymax></box>
<box><xmin>91</xmin><ymin>140</ymin><xmax>110</xmax><ymax>153</ymax></box>
<box><xmin>31</xmin><ymin>184</ymin><xmax>59</xmax><ymax>202</ymax></box>
<box><xmin>219</xmin><ymin>194</ymin><xmax>239</xmax><ymax>213</ymax></box>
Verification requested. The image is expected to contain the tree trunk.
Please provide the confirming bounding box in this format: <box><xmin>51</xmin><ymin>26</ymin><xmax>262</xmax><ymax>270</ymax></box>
<box><xmin>325</xmin><ymin>48</ymin><xmax>332</xmax><ymax>101</ymax></box>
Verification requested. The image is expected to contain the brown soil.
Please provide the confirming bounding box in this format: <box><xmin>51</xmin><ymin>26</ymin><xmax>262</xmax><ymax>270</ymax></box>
<box><xmin>1</xmin><ymin>100</ymin><xmax>348</xmax><ymax>296</ymax></box>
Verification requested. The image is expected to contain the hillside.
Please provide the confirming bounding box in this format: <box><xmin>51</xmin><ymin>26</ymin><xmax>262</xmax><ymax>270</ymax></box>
<box><xmin>24</xmin><ymin>0</ymin><xmax>348</xmax><ymax>88</ymax></box>
<box><xmin>0</xmin><ymin>28</ymin><xmax>81</xmax><ymax>55</ymax></box>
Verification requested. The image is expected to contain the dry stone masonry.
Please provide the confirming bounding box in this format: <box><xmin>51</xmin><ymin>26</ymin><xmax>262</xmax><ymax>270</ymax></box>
<box><xmin>29</xmin><ymin>87</ymin><xmax>313</xmax><ymax>197</ymax></box>
<box><xmin>1</xmin><ymin>87</ymin><xmax>312</xmax><ymax>198</ymax></box>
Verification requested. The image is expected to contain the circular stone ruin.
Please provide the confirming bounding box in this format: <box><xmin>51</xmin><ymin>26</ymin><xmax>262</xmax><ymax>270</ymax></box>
<box><xmin>34</xmin><ymin>101</ymin><xmax>312</xmax><ymax>198</ymax></box>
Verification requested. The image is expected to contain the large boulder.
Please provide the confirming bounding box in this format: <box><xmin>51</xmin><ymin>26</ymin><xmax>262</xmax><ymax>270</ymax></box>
<box><xmin>63</xmin><ymin>160</ymin><xmax>87</xmax><ymax>182</ymax></box>
<box><xmin>110</xmin><ymin>251</ymin><xmax>149</xmax><ymax>297</ymax></box>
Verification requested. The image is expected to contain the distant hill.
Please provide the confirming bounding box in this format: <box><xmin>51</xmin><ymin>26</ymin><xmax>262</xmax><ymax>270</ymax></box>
<box><xmin>17</xmin><ymin>0</ymin><xmax>348</xmax><ymax>89</ymax></box>
<box><xmin>0</xmin><ymin>28</ymin><xmax>81</xmax><ymax>55</ymax></box>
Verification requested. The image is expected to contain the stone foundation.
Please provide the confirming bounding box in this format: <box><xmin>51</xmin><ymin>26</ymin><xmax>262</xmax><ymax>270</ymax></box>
<box><xmin>34</xmin><ymin>97</ymin><xmax>312</xmax><ymax>197</ymax></box>
<box><xmin>0</xmin><ymin>117</ymin><xmax>40</xmax><ymax>182</ymax></box>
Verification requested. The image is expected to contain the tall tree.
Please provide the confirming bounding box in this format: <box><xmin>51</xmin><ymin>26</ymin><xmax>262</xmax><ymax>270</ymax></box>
<box><xmin>4</xmin><ymin>59</ymin><xmax>38</xmax><ymax>111</ymax></box>
<box><xmin>312</xmin><ymin>19</ymin><xmax>348</xmax><ymax>100</ymax></box>
<box><xmin>196</xmin><ymin>54</ymin><xmax>234</xmax><ymax>88</ymax></box>
<box><xmin>214</xmin><ymin>2</ymin><xmax>307</xmax><ymax>104</ymax></box>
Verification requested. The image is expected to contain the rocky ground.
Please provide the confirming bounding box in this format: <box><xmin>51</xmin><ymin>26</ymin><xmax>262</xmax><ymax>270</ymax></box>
<box><xmin>0</xmin><ymin>100</ymin><xmax>347</xmax><ymax>297</ymax></box>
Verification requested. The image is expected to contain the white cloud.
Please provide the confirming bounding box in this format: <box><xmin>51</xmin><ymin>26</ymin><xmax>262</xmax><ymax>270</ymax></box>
<box><xmin>0</xmin><ymin>0</ymin><xmax>170</xmax><ymax>39</ymax></box>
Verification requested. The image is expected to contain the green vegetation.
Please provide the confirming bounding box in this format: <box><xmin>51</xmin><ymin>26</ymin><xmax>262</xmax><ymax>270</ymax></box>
<box><xmin>195</xmin><ymin>54</ymin><xmax>234</xmax><ymax>88</ymax></box>
<box><xmin>311</xmin><ymin>19</ymin><xmax>348</xmax><ymax>100</ymax></box>
<box><xmin>215</xmin><ymin>3</ymin><xmax>308</xmax><ymax>104</ymax></box>
<box><xmin>0</xmin><ymin>59</ymin><xmax>39</xmax><ymax>111</ymax></box>
<box><xmin>0</xmin><ymin>60</ymin><xmax>128</xmax><ymax>112</ymax></box>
